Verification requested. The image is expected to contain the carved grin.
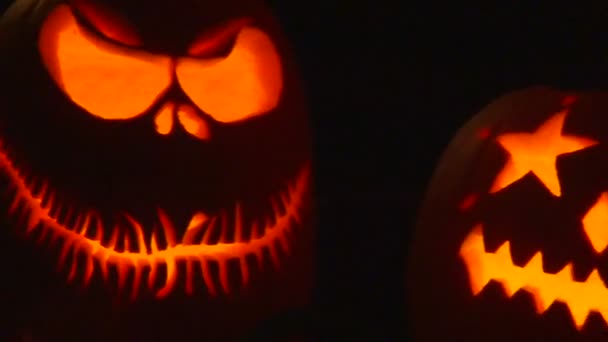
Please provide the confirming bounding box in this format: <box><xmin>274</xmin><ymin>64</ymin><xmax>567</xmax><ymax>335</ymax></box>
<box><xmin>460</xmin><ymin>225</ymin><xmax>608</xmax><ymax>330</ymax></box>
<box><xmin>0</xmin><ymin>142</ymin><xmax>310</xmax><ymax>300</ymax></box>
<box><xmin>454</xmin><ymin>106</ymin><xmax>608</xmax><ymax>331</ymax></box>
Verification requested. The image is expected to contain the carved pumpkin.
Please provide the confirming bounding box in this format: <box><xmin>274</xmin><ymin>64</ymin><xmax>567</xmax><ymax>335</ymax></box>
<box><xmin>408</xmin><ymin>87</ymin><xmax>608</xmax><ymax>341</ymax></box>
<box><xmin>0</xmin><ymin>0</ymin><xmax>313</xmax><ymax>339</ymax></box>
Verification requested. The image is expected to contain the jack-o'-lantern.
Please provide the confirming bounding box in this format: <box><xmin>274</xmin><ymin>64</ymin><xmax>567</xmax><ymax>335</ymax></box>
<box><xmin>408</xmin><ymin>87</ymin><xmax>608</xmax><ymax>341</ymax></box>
<box><xmin>0</xmin><ymin>0</ymin><xmax>314</xmax><ymax>340</ymax></box>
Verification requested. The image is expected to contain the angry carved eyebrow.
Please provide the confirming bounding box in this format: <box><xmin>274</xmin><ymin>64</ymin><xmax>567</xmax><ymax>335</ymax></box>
<box><xmin>187</xmin><ymin>17</ymin><xmax>252</xmax><ymax>57</ymax></box>
<box><xmin>68</xmin><ymin>0</ymin><xmax>142</xmax><ymax>46</ymax></box>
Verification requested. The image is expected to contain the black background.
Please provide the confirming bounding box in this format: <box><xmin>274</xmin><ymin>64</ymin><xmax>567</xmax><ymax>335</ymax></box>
<box><xmin>5</xmin><ymin>0</ymin><xmax>608</xmax><ymax>340</ymax></box>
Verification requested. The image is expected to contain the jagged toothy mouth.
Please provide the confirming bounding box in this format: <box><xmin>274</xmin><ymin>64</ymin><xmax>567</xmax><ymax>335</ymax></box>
<box><xmin>0</xmin><ymin>144</ymin><xmax>310</xmax><ymax>300</ymax></box>
<box><xmin>460</xmin><ymin>225</ymin><xmax>608</xmax><ymax>330</ymax></box>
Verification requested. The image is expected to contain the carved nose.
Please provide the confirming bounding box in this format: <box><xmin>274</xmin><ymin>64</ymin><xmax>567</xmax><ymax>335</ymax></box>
<box><xmin>153</xmin><ymin>101</ymin><xmax>211</xmax><ymax>140</ymax></box>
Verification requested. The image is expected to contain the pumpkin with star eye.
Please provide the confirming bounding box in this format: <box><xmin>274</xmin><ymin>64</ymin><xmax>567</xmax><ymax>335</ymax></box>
<box><xmin>408</xmin><ymin>87</ymin><xmax>608</xmax><ymax>341</ymax></box>
<box><xmin>0</xmin><ymin>0</ymin><xmax>314</xmax><ymax>340</ymax></box>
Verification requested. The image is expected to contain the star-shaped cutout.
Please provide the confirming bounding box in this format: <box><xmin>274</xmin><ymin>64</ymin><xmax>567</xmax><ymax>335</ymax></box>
<box><xmin>490</xmin><ymin>109</ymin><xmax>598</xmax><ymax>197</ymax></box>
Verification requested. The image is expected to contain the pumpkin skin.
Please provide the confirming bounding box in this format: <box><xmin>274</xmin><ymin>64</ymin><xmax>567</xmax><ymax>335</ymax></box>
<box><xmin>408</xmin><ymin>86</ymin><xmax>608</xmax><ymax>341</ymax></box>
<box><xmin>0</xmin><ymin>0</ymin><xmax>314</xmax><ymax>340</ymax></box>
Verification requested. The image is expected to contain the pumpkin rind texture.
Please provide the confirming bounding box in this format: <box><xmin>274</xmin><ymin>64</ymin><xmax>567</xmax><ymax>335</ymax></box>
<box><xmin>0</xmin><ymin>0</ymin><xmax>314</xmax><ymax>340</ymax></box>
<box><xmin>408</xmin><ymin>86</ymin><xmax>608</xmax><ymax>341</ymax></box>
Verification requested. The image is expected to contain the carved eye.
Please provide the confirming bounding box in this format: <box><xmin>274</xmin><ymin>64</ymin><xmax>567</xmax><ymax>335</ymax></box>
<box><xmin>175</xmin><ymin>25</ymin><xmax>284</xmax><ymax>123</ymax></box>
<box><xmin>38</xmin><ymin>4</ymin><xmax>173</xmax><ymax>120</ymax></box>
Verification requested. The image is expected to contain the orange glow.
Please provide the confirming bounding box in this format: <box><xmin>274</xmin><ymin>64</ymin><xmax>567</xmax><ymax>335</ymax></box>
<box><xmin>176</xmin><ymin>27</ymin><xmax>283</xmax><ymax>123</ymax></box>
<box><xmin>154</xmin><ymin>102</ymin><xmax>175</xmax><ymax>135</ymax></box>
<box><xmin>0</xmin><ymin>143</ymin><xmax>310</xmax><ymax>299</ymax></box>
<box><xmin>38</xmin><ymin>5</ymin><xmax>172</xmax><ymax>120</ymax></box>
<box><xmin>177</xmin><ymin>104</ymin><xmax>211</xmax><ymax>140</ymax></box>
<box><xmin>461</xmin><ymin>224</ymin><xmax>608</xmax><ymax>330</ymax></box>
<box><xmin>582</xmin><ymin>192</ymin><xmax>608</xmax><ymax>253</ymax></box>
<box><xmin>490</xmin><ymin>109</ymin><xmax>597</xmax><ymax>197</ymax></box>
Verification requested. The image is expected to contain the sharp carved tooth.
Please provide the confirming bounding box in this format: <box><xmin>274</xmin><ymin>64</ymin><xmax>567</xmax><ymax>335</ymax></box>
<box><xmin>107</xmin><ymin>227</ymin><xmax>119</xmax><ymax>249</ymax></box>
<box><xmin>277</xmin><ymin>231</ymin><xmax>290</xmax><ymax>255</ymax></box>
<box><xmin>26</xmin><ymin>208</ymin><xmax>41</xmax><ymax>233</ymax></box>
<box><xmin>94</xmin><ymin>216</ymin><xmax>104</xmax><ymax>242</ymax></box>
<box><xmin>157</xmin><ymin>208</ymin><xmax>176</xmax><ymax>248</ymax></box>
<box><xmin>219</xmin><ymin>210</ymin><xmax>228</xmax><ymax>244</ymax></box>
<box><xmin>71</xmin><ymin>213</ymin><xmax>83</xmax><ymax>234</ymax></box>
<box><xmin>99</xmin><ymin>255</ymin><xmax>110</xmax><ymax>282</ymax></box>
<box><xmin>148</xmin><ymin>260</ymin><xmax>157</xmax><ymax>289</ymax></box>
<box><xmin>124</xmin><ymin>232</ymin><xmax>131</xmax><ymax>252</ymax></box>
<box><xmin>200</xmin><ymin>257</ymin><xmax>217</xmax><ymax>296</ymax></box>
<box><xmin>247</xmin><ymin>220</ymin><xmax>257</xmax><ymax>240</ymax></box>
<box><xmin>117</xmin><ymin>263</ymin><xmax>129</xmax><ymax>293</ymax></box>
<box><xmin>268</xmin><ymin>244</ymin><xmax>280</xmax><ymax>269</ymax></box>
<box><xmin>234</xmin><ymin>202</ymin><xmax>244</xmax><ymax>243</ymax></box>
<box><xmin>291</xmin><ymin>207</ymin><xmax>302</xmax><ymax>226</ymax></box>
<box><xmin>8</xmin><ymin>195</ymin><xmax>22</xmax><ymax>215</ymax></box>
<box><xmin>36</xmin><ymin>223</ymin><xmax>49</xmax><ymax>244</ymax></box>
<box><xmin>255</xmin><ymin>248</ymin><xmax>264</xmax><ymax>270</ymax></box>
<box><xmin>185</xmin><ymin>260</ymin><xmax>194</xmax><ymax>295</ymax></box>
<box><xmin>52</xmin><ymin>199</ymin><xmax>63</xmax><ymax>223</ymax></box>
<box><xmin>67</xmin><ymin>250</ymin><xmax>78</xmax><ymax>282</ymax></box>
<box><xmin>270</xmin><ymin>196</ymin><xmax>281</xmax><ymax>217</ymax></box>
<box><xmin>131</xmin><ymin>267</ymin><xmax>142</xmax><ymax>302</ymax></box>
<box><xmin>62</xmin><ymin>206</ymin><xmax>74</xmax><ymax>228</ymax></box>
<box><xmin>30</xmin><ymin>176</ymin><xmax>42</xmax><ymax>196</ymax></box>
<box><xmin>280</xmin><ymin>190</ymin><xmax>290</xmax><ymax>209</ymax></box>
<box><xmin>58</xmin><ymin>239</ymin><xmax>75</xmax><ymax>270</ymax></box>
<box><xmin>83</xmin><ymin>255</ymin><xmax>94</xmax><ymax>287</ymax></box>
<box><xmin>67</xmin><ymin>207</ymin><xmax>79</xmax><ymax>231</ymax></box>
<box><xmin>44</xmin><ymin>191</ymin><xmax>56</xmax><ymax>216</ymax></box>
<box><xmin>125</xmin><ymin>214</ymin><xmax>147</xmax><ymax>254</ymax></box>
<box><xmin>184</xmin><ymin>212</ymin><xmax>207</xmax><ymax>245</ymax></box>
<box><xmin>18</xmin><ymin>169</ymin><xmax>28</xmax><ymax>186</ymax></box>
<box><xmin>219</xmin><ymin>260</ymin><xmax>230</xmax><ymax>294</ymax></box>
<box><xmin>240</xmin><ymin>257</ymin><xmax>249</xmax><ymax>286</ymax></box>
<box><xmin>201</xmin><ymin>216</ymin><xmax>217</xmax><ymax>245</ymax></box>
<box><xmin>36</xmin><ymin>181</ymin><xmax>48</xmax><ymax>202</ymax></box>
<box><xmin>47</xmin><ymin>230</ymin><xmax>60</xmax><ymax>247</ymax></box>
<box><xmin>150</xmin><ymin>232</ymin><xmax>159</xmax><ymax>253</ymax></box>
<box><xmin>79</xmin><ymin>213</ymin><xmax>91</xmax><ymax>236</ymax></box>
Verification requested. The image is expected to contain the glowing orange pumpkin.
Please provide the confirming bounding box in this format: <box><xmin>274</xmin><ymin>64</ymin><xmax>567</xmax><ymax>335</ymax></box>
<box><xmin>0</xmin><ymin>0</ymin><xmax>313</xmax><ymax>339</ymax></box>
<box><xmin>408</xmin><ymin>87</ymin><xmax>608</xmax><ymax>341</ymax></box>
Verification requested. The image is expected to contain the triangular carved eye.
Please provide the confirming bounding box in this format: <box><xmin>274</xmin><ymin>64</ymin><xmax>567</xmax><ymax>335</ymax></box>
<box><xmin>38</xmin><ymin>4</ymin><xmax>173</xmax><ymax>120</ymax></box>
<box><xmin>176</xmin><ymin>26</ymin><xmax>283</xmax><ymax>124</ymax></box>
